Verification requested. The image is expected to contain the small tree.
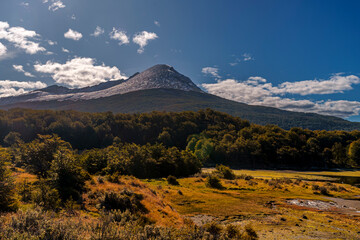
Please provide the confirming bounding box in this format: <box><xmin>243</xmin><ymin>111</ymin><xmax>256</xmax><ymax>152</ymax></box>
<box><xmin>20</xmin><ymin>135</ymin><xmax>72</xmax><ymax>178</ymax></box>
<box><xmin>215</xmin><ymin>164</ymin><xmax>236</xmax><ymax>180</ymax></box>
<box><xmin>206</xmin><ymin>175</ymin><xmax>223</xmax><ymax>189</ymax></box>
<box><xmin>50</xmin><ymin>149</ymin><xmax>88</xmax><ymax>202</ymax></box>
<box><xmin>0</xmin><ymin>148</ymin><xmax>17</xmax><ymax>211</ymax></box>
<box><xmin>3</xmin><ymin>132</ymin><xmax>23</xmax><ymax>147</ymax></box>
<box><xmin>348</xmin><ymin>140</ymin><xmax>360</xmax><ymax>166</ymax></box>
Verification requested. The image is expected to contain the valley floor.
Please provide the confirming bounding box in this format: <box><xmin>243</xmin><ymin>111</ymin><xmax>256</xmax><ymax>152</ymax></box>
<box><xmin>3</xmin><ymin>169</ymin><xmax>360</xmax><ymax>239</ymax></box>
<box><xmin>144</xmin><ymin>169</ymin><xmax>360</xmax><ymax>239</ymax></box>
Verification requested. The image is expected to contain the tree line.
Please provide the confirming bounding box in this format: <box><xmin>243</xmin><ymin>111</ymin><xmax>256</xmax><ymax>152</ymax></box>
<box><xmin>1</xmin><ymin>108</ymin><xmax>360</xmax><ymax>169</ymax></box>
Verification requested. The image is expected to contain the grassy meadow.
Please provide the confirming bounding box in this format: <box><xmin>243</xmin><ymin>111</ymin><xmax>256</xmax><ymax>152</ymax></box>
<box><xmin>2</xmin><ymin>165</ymin><xmax>360</xmax><ymax>239</ymax></box>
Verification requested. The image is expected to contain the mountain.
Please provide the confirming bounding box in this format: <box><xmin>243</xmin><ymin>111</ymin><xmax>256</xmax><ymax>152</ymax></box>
<box><xmin>0</xmin><ymin>64</ymin><xmax>359</xmax><ymax>131</ymax></box>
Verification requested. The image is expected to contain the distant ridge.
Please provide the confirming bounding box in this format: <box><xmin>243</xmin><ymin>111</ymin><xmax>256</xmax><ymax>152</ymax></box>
<box><xmin>0</xmin><ymin>64</ymin><xmax>359</xmax><ymax>131</ymax></box>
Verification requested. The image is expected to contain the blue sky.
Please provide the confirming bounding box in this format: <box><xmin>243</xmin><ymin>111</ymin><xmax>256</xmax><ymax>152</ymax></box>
<box><xmin>0</xmin><ymin>0</ymin><xmax>360</xmax><ymax>121</ymax></box>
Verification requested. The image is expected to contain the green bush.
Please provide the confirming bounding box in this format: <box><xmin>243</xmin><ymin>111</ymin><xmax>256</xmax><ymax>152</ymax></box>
<box><xmin>319</xmin><ymin>186</ymin><xmax>330</xmax><ymax>196</ymax></box>
<box><xmin>99</xmin><ymin>189</ymin><xmax>146</xmax><ymax>213</ymax></box>
<box><xmin>215</xmin><ymin>164</ymin><xmax>236</xmax><ymax>180</ymax></box>
<box><xmin>206</xmin><ymin>175</ymin><xmax>223</xmax><ymax>189</ymax></box>
<box><xmin>32</xmin><ymin>181</ymin><xmax>61</xmax><ymax>211</ymax></box>
<box><xmin>167</xmin><ymin>175</ymin><xmax>179</xmax><ymax>185</ymax></box>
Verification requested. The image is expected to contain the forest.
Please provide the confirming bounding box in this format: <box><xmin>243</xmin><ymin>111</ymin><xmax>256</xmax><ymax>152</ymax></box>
<box><xmin>1</xmin><ymin>108</ymin><xmax>360</xmax><ymax>170</ymax></box>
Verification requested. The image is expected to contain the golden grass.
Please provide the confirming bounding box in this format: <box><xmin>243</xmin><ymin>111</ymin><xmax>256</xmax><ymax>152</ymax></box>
<box><xmin>143</xmin><ymin>171</ymin><xmax>360</xmax><ymax>239</ymax></box>
<box><xmin>83</xmin><ymin>176</ymin><xmax>185</xmax><ymax>227</ymax></box>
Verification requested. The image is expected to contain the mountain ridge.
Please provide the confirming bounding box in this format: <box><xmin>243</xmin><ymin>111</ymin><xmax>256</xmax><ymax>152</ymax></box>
<box><xmin>0</xmin><ymin>64</ymin><xmax>359</xmax><ymax>131</ymax></box>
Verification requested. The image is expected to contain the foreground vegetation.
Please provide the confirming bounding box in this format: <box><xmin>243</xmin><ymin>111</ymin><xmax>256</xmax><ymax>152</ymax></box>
<box><xmin>1</xmin><ymin>159</ymin><xmax>360</xmax><ymax>239</ymax></box>
<box><xmin>1</xmin><ymin>108</ymin><xmax>360</xmax><ymax>239</ymax></box>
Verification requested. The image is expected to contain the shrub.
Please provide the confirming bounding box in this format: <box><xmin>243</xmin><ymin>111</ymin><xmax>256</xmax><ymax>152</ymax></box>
<box><xmin>204</xmin><ymin>221</ymin><xmax>223</xmax><ymax>236</ymax></box>
<box><xmin>99</xmin><ymin>189</ymin><xmax>146</xmax><ymax>213</ymax></box>
<box><xmin>312</xmin><ymin>184</ymin><xmax>320</xmax><ymax>191</ymax></box>
<box><xmin>107</xmin><ymin>173</ymin><xmax>121</xmax><ymax>183</ymax></box>
<box><xmin>18</xmin><ymin>180</ymin><xmax>32</xmax><ymax>203</ymax></box>
<box><xmin>81</xmin><ymin>149</ymin><xmax>108</xmax><ymax>175</ymax></box>
<box><xmin>242</xmin><ymin>225</ymin><xmax>258</xmax><ymax>240</ymax></box>
<box><xmin>167</xmin><ymin>175</ymin><xmax>179</xmax><ymax>185</ymax></box>
<box><xmin>239</xmin><ymin>174</ymin><xmax>254</xmax><ymax>181</ymax></box>
<box><xmin>206</xmin><ymin>175</ymin><xmax>223</xmax><ymax>189</ymax></box>
<box><xmin>32</xmin><ymin>181</ymin><xmax>61</xmax><ymax>211</ymax></box>
<box><xmin>225</xmin><ymin>224</ymin><xmax>241</xmax><ymax>238</ymax></box>
<box><xmin>97</xmin><ymin>176</ymin><xmax>104</xmax><ymax>184</ymax></box>
<box><xmin>50</xmin><ymin>149</ymin><xmax>88</xmax><ymax>202</ymax></box>
<box><xmin>319</xmin><ymin>186</ymin><xmax>330</xmax><ymax>196</ymax></box>
<box><xmin>0</xmin><ymin>148</ymin><xmax>17</xmax><ymax>211</ymax></box>
<box><xmin>4</xmin><ymin>208</ymin><xmax>84</xmax><ymax>239</ymax></box>
<box><xmin>216</xmin><ymin>164</ymin><xmax>236</xmax><ymax>180</ymax></box>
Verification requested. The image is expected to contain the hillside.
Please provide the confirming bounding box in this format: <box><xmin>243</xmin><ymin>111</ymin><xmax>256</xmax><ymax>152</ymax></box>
<box><xmin>0</xmin><ymin>64</ymin><xmax>359</xmax><ymax>131</ymax></box>
<box><xmin>1</xmin><ymin>88</ymin><xmax>360</xmax><ymax>131</ymax></box>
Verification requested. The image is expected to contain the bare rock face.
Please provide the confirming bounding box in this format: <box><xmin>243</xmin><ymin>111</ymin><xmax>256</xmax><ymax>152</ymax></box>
<box><xmin>0</xmin><ymin>64</ymin><xmax>202</xmax><ymax>103</ymax></box>
<box><xmin>123</xmin><ymin>64</ymin><xmax>202</xmax><ymax>93</ymax></box>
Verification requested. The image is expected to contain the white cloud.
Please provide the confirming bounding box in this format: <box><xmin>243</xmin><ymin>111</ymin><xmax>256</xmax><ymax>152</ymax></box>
<box><xmin>47</xmin><ymin>40</ymin><xmax>57</xmax><ymax>45</ymax></box>
<box><xmin>0</xmin><ymin>21</ymin><xmax>46</xmax><ymax>54</ymax></box>
<box><xmin>202</xmin><ymin>67</ymin><xmax>221</xmax><ymax>79</ymax></box>
<box><xmin>91</xmin><ymin>26</ymin><xmax>104</xmax><ymax>37</ymax></box>
<box><xmin>13</xmin><ymin>65</ymin><xmax>35</xmax><ymax>78</ymax></box>
<box><xmin>242</xmin><ymin>53</ymin><xmax>254</xmax><ymax>61</ymax></box>
<box><xmin>154</xmin><ymin>21</ymin><xmax>160</xmax><ymax>27</ymax></box>
<box><xmin>20</xmin><ymin>2</ymin><xmax>29</xmax><ymax>7</ymax></box>
<box><xmin>61</xmin><ymin>47</ymin><xmax>70</xmax><ymax>53</ymax></box>
<box><xmin>275</xmin><ymin>74</ymin><xmax>360</xmax><ymax>95</ymax></box>
<box><xmin>34</xmin><ymin>57</ymin><xmax>127</xmax><ymax>88</ymax></box>
<box><xmin>230</xmin><ymin>54</ymin><xmax>254</xmax><ymax>66</ymax></box>
<box><xmin>48</xmin><ymin>0</ymin><xmax>65</xmax><ymax>11</ymax></box>
<box><xmin>64</xmin><ymin>29</ymin><xmax>83</xmax><ymax>41</ymax></box>
<box><xmin>109</xmin><ymin>28</ymin><xmax>129</xmax><ymax>45</ymax></box>
<box><xmin>202</xmin><ymin>74</ymin><xmax>360</xmax><ymax>118</ymax></box>
<box><xmin>0</xmin><ymin>42</ymin><xmax>7</xmax><ymax>57</ymax></box>
<box><xmin>0</xmin><ymin>80</ymin><xmax>47</xmax><ymax>98</ymax></box>
<box><xmin>132</xmin><ymin>31</ymin><xmax>158</xmax><ymax>54</ymax></box>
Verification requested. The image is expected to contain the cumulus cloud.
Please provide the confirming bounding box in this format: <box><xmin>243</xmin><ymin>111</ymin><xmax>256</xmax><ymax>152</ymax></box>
<box><xmin>34</xmin><ymin>57</ymin><xmax>127</xmax><ymax>88</ymax></box>
<box><xmin>109</xmin><ymin>28</ymin><xmax>129</xmax><ymax>45</ymax></box>
<box><xmin>275</xmin><ymin>74</ymin><xmax>360</xmax><ymax>95</ymax></box>
<box><xmin>0</xmin><ymin>80</ymin><xmax>47</xmax><ymax>98</ymax></box>
<box><xmin>0</xmin><ymin>21</ymin><xmax>46</xmax><ymax>54</ymax></box>
<box><xmin>61</xmin><ymin>47</ymin><xmax>70</xmax><ymax>53</ymax></box>
<box><xmin>91</xmin><ymin>26</ymin><xmax>104</xmax><ymax>37</ymax></box>
<box><xmin>13</xmin><ymin>64</ymin><xmax>35</xmax><ymax>78</ymax></box>
<box><xmin>202</xmin><ymin>67</ymin><xmax>221</xmax><ymax>79</ymax></box>
<box><xmin>46</xmin><ymin>0</ymin><xmax>65</xmax><ymax>11</ymax></box>
<box><xmin>64</xmin><ymin>29</ymin><xmax>83</xmax><ymax>41</ymax></box>
<box><xmin>132</xmin><ymin>31</ymin><xmax>158</xmax><ymax>54</ymax></box>
<box><xmin>0</xmin><ymin>42</ymin><xmax>7</xmax><ymax>57</ymax></box>
<box><xmin>202</xmin><ymin>74</ymin><xmax>360</xmax><ymax>118</ymax></box>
